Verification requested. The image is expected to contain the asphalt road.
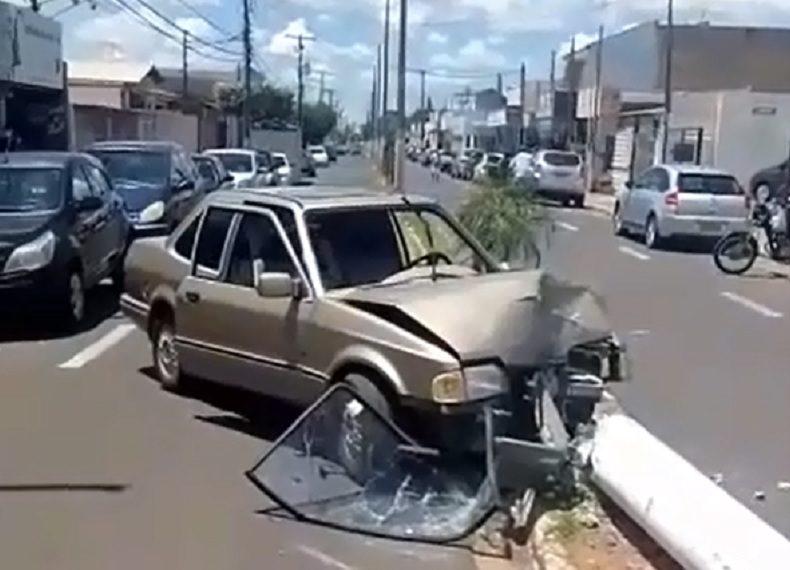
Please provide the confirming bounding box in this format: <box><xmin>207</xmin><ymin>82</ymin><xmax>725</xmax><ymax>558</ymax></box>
<box><xmin>400</xmin><ymin>159</ymin><xmax>790</xmax><ymax>539</ymax></box>
<box><xmin>0</xmin><ymin>158</ymin><xmax>496</xmax><ymax>570</ymax></box>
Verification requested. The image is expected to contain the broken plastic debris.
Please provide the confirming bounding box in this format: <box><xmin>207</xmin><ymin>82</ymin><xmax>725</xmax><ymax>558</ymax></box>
<box><xmin>777</xmin><ymin>481</ymin><xmax>790</xmax><ymax>492</ymax></box>
<box><xmin>754</xmin><ymin>491</ymin><xmax>766</xmax><ymax>501</ymax></box>
<box><xmin>711</xmin><ymin>473</ymin><xmax>724</xmax><ymax>485</ymax></box>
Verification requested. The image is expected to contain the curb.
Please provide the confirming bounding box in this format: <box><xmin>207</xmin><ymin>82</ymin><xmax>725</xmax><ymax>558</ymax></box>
<box><xmin>591</xmin><ymin>414</ymin><xmax>790</xmax><ymax>569</ymax></box>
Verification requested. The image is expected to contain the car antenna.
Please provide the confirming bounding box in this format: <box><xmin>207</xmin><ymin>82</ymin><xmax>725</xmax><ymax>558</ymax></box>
<box><xmin>400</xmin><ymin>194</ymin><xmax>439</xmax><ymax>282</ymax></box>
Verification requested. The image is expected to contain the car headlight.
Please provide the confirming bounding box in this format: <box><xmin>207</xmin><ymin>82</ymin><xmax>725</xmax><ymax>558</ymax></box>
<box><xmin>432</xmin><ymin>370</ymin><xmax>466</xmax><ymax>404</ymax></box>
<box><xmin>139</xmin><ymin>201</ymin><xmax>165</xmax><ymax>223</ymax></box>
<box><xmin>4</xmin><ymin>230</ymin><xmax>56</xmax><ymax>273</ymax></box>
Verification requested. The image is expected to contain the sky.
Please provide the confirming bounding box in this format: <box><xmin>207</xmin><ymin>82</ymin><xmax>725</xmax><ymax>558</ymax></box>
<box><xmin>14</xmin><ymin>0</ymin><xmax>790</xmax><ymax>123</ymax></box>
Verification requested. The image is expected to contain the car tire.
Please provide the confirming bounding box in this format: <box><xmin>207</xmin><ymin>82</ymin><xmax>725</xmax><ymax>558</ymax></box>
<box><xmin>574</xmin><ymin>195</ymin><xmax>585</xmax><ymax>208</ymax></box>
<box><xmin>151</xmin><ymin>316</ymin><xmax>181</xmax><ymax>391</ymax></box>
<box><xmin>60</xmin><ymin>268</ymin><xmax>86</xmax><ymax>330</ymax></box>
<box><xmin>334</xmin><ymin>372</ymin><xmax>394</xmax><ymax>481</ymax></box>
<box><xmin>612</xmin><ymin>205</ymin><xmax>628</xmax><ymax>236</ymax></box>
<box><xmin>645</xmin><ymin>214</ymin><xmax>662</xmax><ymax>249</ymax></box>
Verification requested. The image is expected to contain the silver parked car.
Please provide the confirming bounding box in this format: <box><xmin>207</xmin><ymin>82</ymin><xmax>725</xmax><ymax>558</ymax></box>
<box><xmin>529</xmin><ymin>150</ymin><xmax>585</xmax><ymax>207</ymax></box>
<box><xmin>613</xmin><ymin>164</ymin><xmax>749</xmax><ymax>248</ymax></box>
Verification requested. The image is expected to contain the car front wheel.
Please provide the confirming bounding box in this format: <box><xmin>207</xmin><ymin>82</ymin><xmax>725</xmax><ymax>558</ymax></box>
<box><xmin>61</xmin><ymin>269</ymin><xmax>86</xmax><ymax>329</ymax></box>
<box><xmin>152</xmin><ymin>317</ymin><xmax>181</xmax><ymax>390</ymax></box>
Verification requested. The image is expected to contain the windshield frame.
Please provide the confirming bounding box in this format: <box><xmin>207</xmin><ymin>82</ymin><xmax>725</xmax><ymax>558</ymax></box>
<box><xmin>209</xmin><ymin>152</ymin><xmax>254</xmax><ymax>174</ymax></box>
<box><xmin>0</xmin><ymin>166</ymin><xmax>65</xmax><ymax>215</ymax></box>
<box><xmin>301</xmin><ymin>203</ymin><xmax>501</xmax><ymax>293</ymax></box>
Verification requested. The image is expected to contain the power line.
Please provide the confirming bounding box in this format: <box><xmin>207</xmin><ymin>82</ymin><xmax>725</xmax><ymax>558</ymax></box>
<box><xmin>105</xmin><ymin>0</ymin><xmax>239</xmax><ymax>62</ymax></box>
<box><xmin>129</xmin><ymin>0</ymin><xmax>243</xmax><ymax>56</ymax></box>
<box><xmin>170</xmin><ymin>0</ymin><xmax>234</xmax><ymax>37</ymax></box>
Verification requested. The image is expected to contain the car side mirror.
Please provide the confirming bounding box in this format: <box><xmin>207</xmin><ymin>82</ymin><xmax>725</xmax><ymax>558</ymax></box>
<box><xmin>75</xmin><ymin>196</ymin><xmax>103</xmax><ymax>211</ymax></box>
<box><xmin>255</xmin><ymin>272</ymin><xmax>303</xmax><ymax>299</ymax></box>
<box><xmin>174</xmin><ymin>178</ymin><xmax>195</xmax><ymax>193</ymax></box>
<box><xmin>624</xmin><ymin>180</ymin><xmax>633</xmax><ymax>190</ymax></box>
<box><xmin>222</xmin><ymin>174</ymin><xmax>234</xmax><ymax>183</ymax></box>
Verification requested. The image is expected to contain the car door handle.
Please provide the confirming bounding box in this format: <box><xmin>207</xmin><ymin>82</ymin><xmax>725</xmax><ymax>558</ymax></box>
<box><xmin>184</xmin><ymin>291</ymin><xmax>201</xmax><ymax>304</ymax></box>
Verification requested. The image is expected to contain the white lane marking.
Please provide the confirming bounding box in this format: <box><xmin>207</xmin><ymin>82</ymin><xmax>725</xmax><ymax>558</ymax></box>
<box><xmin>555</xmin><ymin>220</ymin><xmax>579</xmax><ymax>232</ymax></box>
<box><xmin>297</xmin><ymin>546</ymin><xmax>359</xmax><ymax>570</ymax></box>
<box><xmin>720</xmin><ymin>292</ymin><xmax>783</xmax><ymax>319</ymax></box>
<box><xmin>618</xmin><ymin>246</ymin><xmax>651</xmax><ymax>261</ymax></box>
<box><xmin>59</xmin><ymin>324</ymin><xmax>136</xmax><ymax>369</ymax></box>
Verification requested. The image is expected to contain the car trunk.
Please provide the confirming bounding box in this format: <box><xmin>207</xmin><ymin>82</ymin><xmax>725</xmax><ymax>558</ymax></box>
<box><xmin>540</xmin><ymin>152</ymin><xmax>581</xmax><ymax>184</ymax></box>
<box><xmin>676</xmin><ymin>174</ymin><xmax>747</xmax><ymax>219</ymax></box>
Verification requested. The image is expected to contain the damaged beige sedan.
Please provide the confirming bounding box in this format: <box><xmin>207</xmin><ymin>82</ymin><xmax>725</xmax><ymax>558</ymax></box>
<box><xmin>121</xmin><ymin>187</ymin><xmax>626</xmax><ymax>451</ymax></box>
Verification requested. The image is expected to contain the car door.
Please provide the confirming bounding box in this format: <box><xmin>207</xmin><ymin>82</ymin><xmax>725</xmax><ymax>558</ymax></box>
<box><xmin>622</xmin><ymin>168</ymin><xmax>656</xmax><ymax>228</ymax></box>
<box><xmin>175</xmin><ymin>206</ymin><xmax>319</xmax><ymax>403</ymax></box>
<box><xmin>69</xmin><ymin>161</ymin><xmax>105</xmax><ymax>286</ymax></box>
<box><xmin>83</xmin><ymin>160</ymin><xmax>125</xmax><ymax>275</ymax></box>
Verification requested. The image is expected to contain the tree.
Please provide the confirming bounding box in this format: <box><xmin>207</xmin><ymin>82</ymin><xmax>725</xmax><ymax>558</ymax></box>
<box><xmin>302</xmin><ymin>102</ymin><xmax>338</xmax><ymax>144</ymax></box>
<box><xmin>217</xmin><ymin>84</ymin><xmax>295</xmax><ymax>124</ymax></box>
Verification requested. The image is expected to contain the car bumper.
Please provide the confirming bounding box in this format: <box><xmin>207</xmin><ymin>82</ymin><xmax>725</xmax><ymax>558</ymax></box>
<box><xmin>661</xmin><ymin>215</ymin><xmax>749</xmax><ymax>238</ymax></box>
<box><xmin>534</xmin><ymin>177</ymin><xmax>585</xmax><ymax>194</ymax></box>
<box><xmin>0</xmin><ymin>266</ymin><xmax>69</xmax><ymax>310</ymax></box>
<box><xmin>120</xmin><ymin>293</ymin><xmax>149</xmax><ymax>331</ymax></box>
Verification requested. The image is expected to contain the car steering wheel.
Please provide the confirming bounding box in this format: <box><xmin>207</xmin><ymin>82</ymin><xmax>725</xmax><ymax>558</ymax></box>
<box><xmin>406</xmin><ymin>251</ymin><xmax>453</xmax><ymax>269</ymax></box>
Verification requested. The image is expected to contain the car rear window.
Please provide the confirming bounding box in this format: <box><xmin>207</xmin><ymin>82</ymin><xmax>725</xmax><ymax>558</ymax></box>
<box><xmin>543</xmin><ymin>152</ymin><xmax>580</xmax><ymax>167</ymax></box>
<box><xmin>213</xmin><ymin>153</ymin><xmax>253</xmax><ymax>173</ymax></box>
<box><xmin>679</xmin><ymin>174</ymin><xmax>742</xmax><ymax>195</ymax></box>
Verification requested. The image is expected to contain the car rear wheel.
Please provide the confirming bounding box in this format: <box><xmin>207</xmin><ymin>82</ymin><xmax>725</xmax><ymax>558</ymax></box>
<box><xmin>152</xmin><ymin>317</ymin><xmax>181</xmax><ymax>391</ymax></box>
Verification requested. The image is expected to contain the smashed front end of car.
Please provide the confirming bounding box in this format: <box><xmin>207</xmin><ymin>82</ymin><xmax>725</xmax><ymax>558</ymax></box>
<box><xmin>246</xmin><ymin>270</ymin><xmax>630</xmax><ymax>545</ymax></box>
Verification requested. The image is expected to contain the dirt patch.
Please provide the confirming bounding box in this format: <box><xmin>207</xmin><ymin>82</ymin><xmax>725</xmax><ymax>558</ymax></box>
<box><xmin>532</xmin><ymin>486</ymin><xmax>682</xmax><ymax>570</ymax></box>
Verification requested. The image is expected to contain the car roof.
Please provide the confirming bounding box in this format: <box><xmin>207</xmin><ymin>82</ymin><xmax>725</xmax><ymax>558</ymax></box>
<box><xmin>86</xmin><ymin>140</ymin><xmax>181</xmax><ymax>152</ymax></box>
<box><xmin>271</xmin><ymin>151</ymin><xmax>287</xmax><ymax>157</ymax></box>
<box><xmin>0</xmin><ymin>151</ymin><xmax>87</xmax><ymax>168</ymax></box>
<box><xmin>661</xmin><ymin>163</ymin><xmax>733</xmax><ymax>176</ymax></box>
<box><xmin>204</xmin><ymin>186</ymin><xmax>436</xmax><ymax>211</ymax></box>
<box><xmin>204</xmin><ymin>148</ymin><xmax>255</xmax><ymax>155</ymax></box>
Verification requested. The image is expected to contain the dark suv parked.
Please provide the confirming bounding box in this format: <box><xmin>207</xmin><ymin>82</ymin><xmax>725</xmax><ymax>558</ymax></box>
<box><xmin>86</xmin><ymin>141</ymin><xmax>208</xmax><ymax>236</ymax></box>
<box><xmin>749</xmin><ymin>159</ymin><xmax>789</xmax><ymax>201</ymax></box>
<box><xmin>0</xmin><ymin>152</ymin><xmax>130</xmax><ymax>326</ymax></box>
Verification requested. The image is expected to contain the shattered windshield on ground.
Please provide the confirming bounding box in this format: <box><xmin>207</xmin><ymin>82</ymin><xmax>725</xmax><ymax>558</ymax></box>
<box><xmin>246</xmin><ymin>385</ymin><xmax>496</xmax><ymax>542</ymax></box>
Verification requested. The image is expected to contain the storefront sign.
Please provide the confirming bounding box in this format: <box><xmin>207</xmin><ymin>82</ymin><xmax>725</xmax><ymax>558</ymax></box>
<box><xmin>8</xmin><ymin>4</ymin><xmax>63</xmax><ymax>90</ymax></box>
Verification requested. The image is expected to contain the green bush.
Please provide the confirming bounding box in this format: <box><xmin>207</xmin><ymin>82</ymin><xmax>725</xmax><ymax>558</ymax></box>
<box><xmin>458</xmin><ymin>177</ymin><xmax>546</xmax><ymax>266</ymax></box>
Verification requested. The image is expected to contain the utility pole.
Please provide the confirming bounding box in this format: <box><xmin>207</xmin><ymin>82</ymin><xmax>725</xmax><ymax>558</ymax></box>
<box><xmin>496</xmin><ymin>73</ymin><xmax>503</xmax><ymax>94</ymax></box>
<box><xmin>287</xmin><ymin>34</ymin><xmax>315</xmax><ymax>146</ymax></box>
<box><xmin>370</xmin><ymin>63</ymin><xmax>377</xmax><ymax>142</ymax></box>
<box><xmin>327</xmin><ymin>89</ymin><xmax>335</xmax><ymax>109</ymax></box>
<box><xmin>242</xmin><ymin>0</ymin><xmax>252</xmax><ymax>146</ymax></box>
<box><xmin>393</xmin><ymin>0</ymin><xmax>407</xmax><ymax>193</ymax></box>
<box><xmin>317</xmin><ymin>70</ymin><xmax>327</xmax><ymax>104</ymax></box>
<box><xmin>181</xmin><ymin>30</ymin><xmax>189</xmax><ymax>106</ymax></box>
<box><xmin>30</xmin><ymin>0</ymin><xmax>40</xmax><ymax>12</ymax></box>
<box><xmin>419</xmin><ymin>69</ymin><xmax>426</xmax><ymax>145</ymax></box>
<box><xmin>661</xmin><ymin>0</ymin><xmax>674</xmax><ymax>162</ymax></box>
<box><xmin>375</xmin><ymin>44</ymin><xmax>382</xmax><ymax>155</ymax></box>
<box><xmin>566</xmin><ymin>36</ymin><xmax>576</xmax><ymax>148</ymax></box>
<box><xmin>590</xmin><ymin>24</ymin><xmax>604</xmax><ymax>188</ymax></box>
<box><xmin>519</xmin><ymin>62</ymin><xmax>526</xmax><ymax>147</ymax></box>
<box><xmin>381</xmin><ymin>0</ymin><xmax>392</xmax><ymax>181</ymax></box>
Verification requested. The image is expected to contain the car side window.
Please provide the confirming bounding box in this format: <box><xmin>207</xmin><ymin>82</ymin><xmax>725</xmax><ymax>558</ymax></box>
<box><xmin>654</xmin><ymin>168</ymin><xmax>670</xmax><ymax>192</ymax></box>
<box><xmin>174</xmin><ymin>213</ymin><xmax>202</xmax><ymax>259</ymax></box>
<box><xmin>71</xmin><ymin>164</ymin><xmax>92</xmax><ymax>202</ymax></box>
<box><xmin>193</xmin><ymin>207</ymin><xmax>235</xmax><ymax>278</ymax></box>
<box><xmin>226</xmin><ymin>212</ymin><xmax>299</xmax><ymax>288</ymax></box>
<box><xmin>84</xmin><ymin>164</ymin><xmax>111</xmax><ymax>201</ymax></box>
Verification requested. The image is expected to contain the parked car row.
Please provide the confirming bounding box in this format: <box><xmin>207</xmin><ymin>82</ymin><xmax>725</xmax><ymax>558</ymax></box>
<box><xmin>0</xmin><ymin>138</ymin><xmax>346</xmax><ymax>330</ymax></box>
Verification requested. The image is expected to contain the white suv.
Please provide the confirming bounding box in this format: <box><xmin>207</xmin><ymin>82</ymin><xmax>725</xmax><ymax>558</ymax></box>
<box><xmin>529</xmin><ymin>150</ymin><xmax>585</xmax><ymax>207</ymax></box>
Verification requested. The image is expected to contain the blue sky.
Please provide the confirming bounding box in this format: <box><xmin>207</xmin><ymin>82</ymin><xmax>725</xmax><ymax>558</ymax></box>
<box><xmin>16</xmin><ymin>0</ymin><xmax>790</xmax><ymax>123</ymax></box>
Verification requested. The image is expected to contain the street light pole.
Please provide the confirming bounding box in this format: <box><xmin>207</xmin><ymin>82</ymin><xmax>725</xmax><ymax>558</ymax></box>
<box><xmin>661</xmin><ymin>0</ymin><xmax>674</xmax><ymax>162</ymax></box>
<box><xmin>393</xmin><ymin>0</ymin><xmax>407</xmax><ymax>193</ymax></box>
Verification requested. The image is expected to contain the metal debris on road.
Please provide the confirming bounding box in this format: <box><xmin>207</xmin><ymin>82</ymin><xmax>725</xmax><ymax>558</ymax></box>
<box><xmin>754</xmin><ymin>490</ymin><xmax>766</xmax><ymax>501</ymax></box>
<box><xmin>710</xmin><ymin>473</ymin><xmax>724</xmax><ymax>485</ymax></box>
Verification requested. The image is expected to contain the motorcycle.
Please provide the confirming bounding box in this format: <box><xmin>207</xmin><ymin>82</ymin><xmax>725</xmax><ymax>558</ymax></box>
<box><xmin>713</xmin><ymin>186</ymin><xmax>790</xmax><ymax>275</ymax></box>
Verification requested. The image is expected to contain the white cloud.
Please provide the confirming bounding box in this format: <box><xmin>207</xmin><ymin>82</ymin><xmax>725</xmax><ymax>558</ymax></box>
<box><xmin>267</xmin><ymin>18</ymin><xmax>314</xmax><ymax>56</ymax></box>
<box><xmin>427</xmin><ymin>31</ymin><xmax>448</xmax><ymax>44</ymax></box>
<box><xmin>558</xmin><ymin>32</ymin><xmax>598</xmax><ymax>57</ymax></box>
<box><xmin>488</xmin><ymin>35</ymin><xmax>505</xmax><ymax>46</ymax></box>
<box><xmin>317</xmin><ymin>13</ymin><xmax>335</xmax><ymax>23</ymax></box>
<box><xmin>430</xmin><ymin>38</ymin><xmax>507</xmax><ymax>69</ymax></box>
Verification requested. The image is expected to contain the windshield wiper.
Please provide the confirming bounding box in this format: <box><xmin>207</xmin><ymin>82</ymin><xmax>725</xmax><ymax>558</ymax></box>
<box><xmin>400</xmin><ymin>195</ymin><xmax>439</xmax><ymax>283</ymax></box>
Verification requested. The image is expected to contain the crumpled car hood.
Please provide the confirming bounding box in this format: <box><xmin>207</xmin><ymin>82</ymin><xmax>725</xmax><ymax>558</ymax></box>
<box><xmin>339</xmin><ymin>269</ymin><xmax>614</xmax><ymax>367</ymax></box>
